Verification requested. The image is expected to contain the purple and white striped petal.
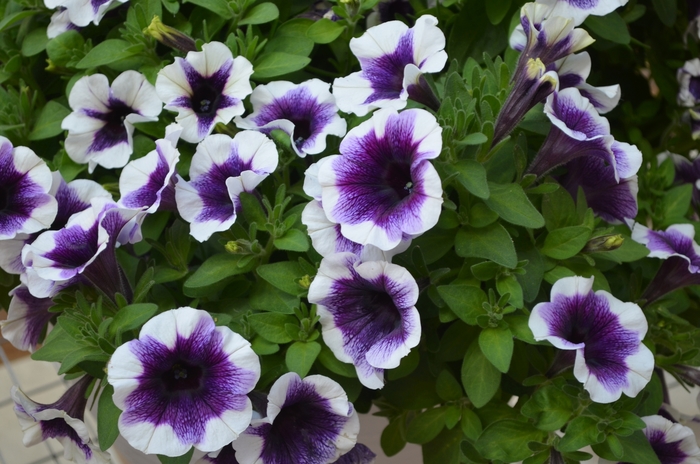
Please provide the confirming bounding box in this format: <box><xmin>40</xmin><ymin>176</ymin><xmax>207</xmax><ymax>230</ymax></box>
<box><xmin>529</xmin><ymin>276</ymin><xmax>654</xmax><ymax>403</ymax></box>
<box><xmin>156</xmin><ymin>42</ymin><xmax>253</xmax><ymax>143</ymax></box>
<box><xmin>0</xmin><ymin>138</ymin><xmax>57</xmax><ymax>240</ymax></box>
<box><xmin>47</xmin><ymin>8</ymin><xmax>78</xmax><ymax>38</ymax></box>
<box><xmin>235</xmin><ymin>79</ymin><xmax>346</xmax><ymax>157</ymax></box>
<box><xmin>333</xmin><ymin>15</ymin><xmax>447</xmax><ymax>116</ymax></box>
<box><xmin>48</xmin><ymin>0</ymin><xmax>127</xmax><ymax>27</ymax></box>
<box><xmin>232</xmin><ymin>372</ymin><xmax>360</xmax><ymax>464</ymax></box>
<box><xmin>307</xmin><ymin>253</ymin><xmax>421</xmax><ymax>389</ymax></box>
<box><xmin>678</xmin><ymin>59</ymin><xmax>700</xmax><ymax>108</ymax></box>
<box><xmin>12</xmin><ymin>376</ymin><xmax>111</xmax><ymax>463</ymax></box>
<box><xmin>632</xmin><ymin>223</ymin><xmax>700</xmax><ymax>272</ymax></box>
<box><xmin>555</xmin><ymin>52</ymin><xmax>621</xmax><ymax>114</ymax></box>
<box><xmin>535</xmin><ymin>0</ymin><xmax>629</xmax><ymax>26</ymax></box>
<box><xmin>107</xmin><ymin>307</ymin><xmax>260</xmax><ymax>457</ymax></box>
<box><xmin>63</xmin><ymin>72</ymin><xmax>162</xmax><ymax>173</ymax></box>
<box><xmin>318</xmin><ymin>108</ymin><xmax>442</xmax><ymax>250</ymax></box>
<box><xmin>175</xmin><ymin>131</ymin><xmax>278</xmax><ymax>242</ymax></box>
<box><xmin>640</xmin><ymin>415</ymin><xmax>700</xmax><ymax>464</ymax></box>
<box><xmin>0</xmin><ymin>284</ymin><xmax>54</xmax><ymax>352</ymax></box>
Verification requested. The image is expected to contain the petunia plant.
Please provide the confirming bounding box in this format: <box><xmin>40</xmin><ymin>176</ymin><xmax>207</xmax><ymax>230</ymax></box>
<box><xmin>4</xmin><ymin>0</ymin><xmax>700</xmax><ymax>463</ymax></box>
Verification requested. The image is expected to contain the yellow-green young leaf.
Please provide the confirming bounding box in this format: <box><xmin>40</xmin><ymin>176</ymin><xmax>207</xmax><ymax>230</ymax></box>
<box><xmin>406</xmin><ymin>408</ymin><xmax>447</xmax><ymax>444</ymax></box>
<box><xmin>98</xmin><ymin>385</ymin><xmax>121</xmax><ymax>450</ymax></box>
<box><xmin>184</xmin><ymin>253</ymin><xmax>256</xmax><ymax>290</ymax></box>
<box><xmin>306</xmin><ymin>18</ymin><xmax>345</xmax><ymax>43</ymax></box>
<box><xmin>455</xmin><ymin>223</ymin><xmax>518</xmax><ymax>268</ymax></box>
<box><xmin>29</xmin><ymin>101</ymin><xmax>70</xmax><ymax>140</ymax></box>
<box><xmin>475</xmin><ymin>420</ymin><xmax>547</xmax><ymax>462</ymax></box>
<box><xmin>461</xmin><ymin>341</ymin><xmax>501</xmax><ymax>408</ymax></box>
<box><xmin>253</xmin><ymin>53</ymin><xmax>311</xmax><ymax>78</ymax></box>
<box><xmin>285</xmin><ymin>341</ymin><xmax>321</xmax><ymax>377</ymax></box>
<box><xmin>239</xmin><ymin>2</ymin><xmax>279</xmax><ymax>25</ymax></box>
<box><xmin>478</xmin><ymin>326</ymin><xmax>513</xmax><ymax>373</ymax></box>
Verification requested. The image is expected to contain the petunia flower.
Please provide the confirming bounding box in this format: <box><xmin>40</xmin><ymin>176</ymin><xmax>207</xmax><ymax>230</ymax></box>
<box><xmin>0</xmin><ymin>284</ymin><xmax>54</xmax><ymax>352</ymax></box>
<box><xmin>12</xmin><ymin>376</ymin><xmax>111</xmax><ymax>463</ymax></box>
<box><xmin>107</xmin><ymin>307</ymin><xmax>260</xmax><ymax>457</ymax></box>
<box><xmin>657</xmin><ymin>150</ymin><xmax>700</xmax><ymax>207</ymax></box>
<box><xmin>44</xmin><ymin>0</ymin><xmax>127</xmax><ymax>27</ymax></box>
<box><xmin>307</xmin><ymin>252</ymin><xmax>421</xmax><ymax>389</ymax></box>
<box><xmin>46</xmin><ymin>8</ymin><xmax>78</xmax><ymax>38</ymax></box>
<box><xmin>175</xmin><ymin>131</ymin><xmax>278</xmax><ymax>242</ymax></box>
<box><xmin>234</xmin><ymin>79</ymin><xmax>346</xmax><ymax>157</ymax></box>
<box><xmin>678</xmin><ymin>59</ymin><xmax>700</xmax><ymax>108</ymax></box>
<box><xmin>156</xmin><ymin>41</ymin><xmax>253</xmax><ymax>143</ymax></box>
<box><xmin>318</xmin><ymin>108</ymin><xmax>443</xmax><ymax>251</ymax></box>
<box><xmin>0</xmin><ymin>137</ymin><xmax>57</xmax><ymax>240</ymax></box>
<box><xmin>638</xmin><ymin>415</ymin><xmax>700</xmax><ymax>464</ymax></box>
<box><xmin>528</xmin><ymin>275</ymin><xmax>654</xmax><ymax>403</ymax></box>
<box><xmin>554</xmin><ymin>52</ymin><xmax>621</xmax><ymax>114</ymax></box>
<box><xmin>62</xmin><ymin>71</ymin><xmax>162</xmax><ymax>173</ymax></box>
<box><xmin>332</xmin><ymin>14</ymin><xmax>447</xmax><ymax>116</ymax></box>
<box><xmin>688</xmin><ymin>0</ymin><xmax>700</xmax><ymax>41</ymax></box>
<box><xmin>232</xmin><ymin>372</ymin><xmax>360</xmax><ymax>464</ymax></box>
<box><xmin>535</xmin><ymin>0</ymin><xmax>629</xmax><ymax>26</ymax></box>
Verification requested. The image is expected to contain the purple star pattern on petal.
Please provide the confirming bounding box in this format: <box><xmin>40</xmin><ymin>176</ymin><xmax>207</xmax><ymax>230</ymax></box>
<box><xmin>640</xmin><ymin>415</ymin><xmax>700</xmax><ymax>464</ymax></box>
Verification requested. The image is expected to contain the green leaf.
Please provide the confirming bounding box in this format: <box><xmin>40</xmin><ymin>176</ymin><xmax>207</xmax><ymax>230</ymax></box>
<box><xmin>257</xmin><ymin>261</ymin><xmax>304</xmax><ymax>295</ymax></box>
<box><xmin>541</xmin><ymin>226</ymin><xmax>592</xmax><ymax>260</ymax></box>
<box><xmin>521</xmin><ymin>386</ymin><xmax>573</xmax><ymax>431</ymax></box>
<box><xmin>274</xmin><ymin>228</ymin><xmax>309</xmax><ymax>252</ymax></box>
<box><xmin>406</xmin><ymin>408</ymin><xmax>447</xmax><ymax>444</ymax></box>
<box><xmin>58</xmin><ymin>347</ymin><xmax>110</xmax><ymax>374</ymax></box>
<box><xmin>484</xmin><ymin>182</ymin><xmax>545</xmax><ymax>229</ymax></box>
<box><xmin>615</xmin><ymin>430</ymin><xmax>662</xmax><ymax>464</ymax></box>
<box><xmin>381</xmin><ymin>418</ymin><xmax>406</xmax><ymax>456</ymax></box>
<box><xmin>601</xmin><ymin>237</ymin><xmax>649</xmax><ymax>262</ymax></box>
<box><xmin>542</xmin><ymin>187</ymin><xmax>577</xmax><ymax>232</ymax></box>
<box><xmin>0</xmin><ymin>10</ymin><xmax>39</xmax><ymax>33</ymax></box>
<box><xmin>249</xmin><ymin>313</ymin><xmax>296</xmax><ymax>343</ymax></box>
<box><xmin>98</xmin><ymin>384</ymin><xmax>121</xmax><ymax>450</ymax></box>
<box><xmin>437</xmin><ymin>284</ymin><xmax>487</xmax><ymax>325</ymax></box>
<box><xmin>422</xmin><ymin>427</ymin><xmax>462</xmax><ymax>464</ymax></box>
<box><xmin>239</xmin><ymin>2</ymin><xmax>279</xmax><ymax>25</ymax></box>
<box><xmin>285</xmin><ymin>341</ymin><xmax>321</xmax><ymax>377</ymax></box>
<box><xmin>461</xmin><ymin>340</ymin><xmax>501</xmax><ymax>408</ymax></box>
<box><xmin>485</xmin><ymin>0</ymin><xmax>511</xmax><ymax>25</ymax></box>
<box><xmin>21</xmin><ymin>28</ymin><xmax>49</xmax><ymax>57</ymax></box>
<box><xmin>662</xmin><ymin>184</ymin><xmax>693</xmax><ymax>221</ymax></box>
<box><xmin>29</xmin><ymin>101</ymin><xmax>71</xmax><ymax>140</ymax></box>
<box><xmin>46</xmin><ymin>30</ymin><xmax>84</xmax><ymax>67</ymax></box>
<box><xmin>109</xmin><ymin>303</ymin><xmax>158</xmax><ymax>336</ymax></box>
<box><xmin>478</xmin><ymin>326</ymin><xmax>513</xmax><ymax>373</ymax></box>
<box><xmin>76</xmin><ymin>40</ymin><xmax>141</xmax><ymax>69</ymax></box>
<box><xmin>454</xmin><ymin>159</ymin><xmax>489</xmax><ymax>199</ymax></box>
<box><xmin>461</xmin><ymin>407</ymin><xmax>483</xmax><ymax>440</ymax></box>
<box><xmin>455</xmin><ymin>223</ymin><xmax>517</xmax><ymax>268</ymax></box>
<box><xmin>306</xmin><ymin>18</ymin><xmax>345</xmax><ymax>43</ymax></box>
<box><xmin>184</xmin><ymin>253</ymin><xmax>255</xmax><ymax>291</ymax></box>
<box><xmin>184</xmin><ymin>0</ymin><xmax>232</xmax><ymax>17</ymax></box>
<box><xmin>496</xmin><ymin>274</ymin><xmax>523</xmax><ymax>308</ymax></box>
<box><xmin>265</xmin><ymin>18</ymin><xmax>314</xmax><ymax>56</ymax></box>
<box><xmin>158</xmin><ymin>449</ymin><xmax>194</xmax><ymax>464</ymax></box>
<box><xmin>458</xmin><ymin>132</ymin><xmax>488</xmax><ymax>145</ymax></box>
<box><xmin>471</xmin><ymin>261</ymin><xmax>501</xmax><ymax>281</ymax></box>
<box><xmin>436</xmin><ymin>370</ymin><xmax>463</xmax><ymax>401</ymax></box>
<box><xmin>239</xmin><ymin>191</ymin><xmax>267</xmax><ymax>226</ymax></box>
<box><xmin>584</xmin><ymin>12</ymin><xmax>630</xmax><ymax>44</ymax></box>
<box><xmin>652</xmin><ymin>0</ymin><xmax>676</xmax><ymax>26</ymax></box>
<box><xmin>253</xmin><ymin>52</ymin><xmax>311</xmax><ymax>78</ymax></box>
<box><xmin>31</xmin><ymin>326</ymin><xmax>82</xmax><ymax>363</ymax></box>
<box><xmin>557</xmin><ymin>415</ymin><xmax>603</xmax><ymax>452</ymax></box>
<box><xmin>475</xmin><ymin>420</ymin><xmax>546</xmax><ymax>462</ymax></box>
<box><xmin>317</xmin><ymin>345</ymin><xmax>357</xmax><ymax>377</ymax></box>
<box><xmin>250</xmin><ymin>281</ymin><xmax>298</xmax><ymax>314</ymax></box>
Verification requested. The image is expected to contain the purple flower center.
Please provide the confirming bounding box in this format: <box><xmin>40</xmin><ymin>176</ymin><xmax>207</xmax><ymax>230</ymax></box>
<box><xmin>85</xmin><ymin>99</ymin><xmax>135</xmax><ymax>154</ymax></box>
<box><xmin>160</xmin><ymin>361</ymin><xmax>203</xmax><ymax>393</ymax></box>
<box><xmin>44</xmin><ymin>222</ymin><xmax>99</xmax><ymax>270</ymax></box>
<box><xmin>191</xmin><ymin>81</ymin><xmax>223</xmax><ymax>116</ymax></box>
<box><xmin>361</xmin><ymin>31</ymin><xmax>414</xmax><ymax>104</ymax></box>
<box><xmin>290</xmin><ymin>117</ymin><xmax>312</xmax><ymax>148</ymax></box>
<box><xmin>384</xmin><ymin>159</ymin><xmax>414</xmax><ymax>201</ymax></box>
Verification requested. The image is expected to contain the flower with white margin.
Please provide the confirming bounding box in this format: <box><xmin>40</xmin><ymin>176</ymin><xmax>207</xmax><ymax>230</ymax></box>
<box><xmin>637</xmin><ymin>415</ymin><xmax>700</xmax><ymax>464</ymax></box>
<box><xmin>232</xmin><ymin>372</ymin><xmax>360</xmax><ymax>464</ymax></box>
<box><xmin>156</xmin><ymin>41</ymin><xmax>253</xmax><ymax>143</ymax></box>
<box><xmin>176</xmin><ymin>131</ymin><xmax>277</xmax><ymax>242</ymax></box>
<box><xmin>44</xmin><ymin>0</ymin><xmax>127</xmax><ymax>27</ymax></box>
<box><xmin>119</xmin><ymin>124</ymin><xmax>181</xmax><ymax>213</ymax></box>
<box><xmin>235</xmin><ymin>79</ymin><xmax>346</xmax><ymax>157</ymax></box>
<box><xmin>108</xmin><ymin>307</ymin><xmax>260</xmax><ymax>457</ymax></box>
<box><xmin>333</xmin><ymin>15</ymin><xmax>447</xmax><ymax>116</ymax></box>
<box><xmin>63</xmin><ymin>71</ymin><xmax>162</xmax><ymax>173</ymax></box>
<box><xmin>554</xmin><ymin>52</ymin><xmax>621</xmax><ymax>114</ymax></box>
<box><xmin>307</xmin><ymin>253</ymin><xmax>421</xmax><ymax>389</ymax></box>
<box><xmin>0</xmin><ymin>284</ymin><xmax>54</xmax><ymax>352</ymax></box>
<box><xmin>529</xmin><ymin>275</ymin><xmax>654</xmax><ymax>403</ymax></box>
<box><xmin>678</xmin><ymin>59</ymin><xmax>700</xmax><ymax>108</ymax></box>
<box><xmin>12</xmin><ymin>376</ymin><xmax>111</xmax><ymax>464</ymax></box>
<box><xmin>0</xmin><ymin>137</ymin><xmax>57</xmax><ymax>240</ymax></box>
<box><xmin>657</xmin><ymin>150</ymin><xmax>700</xmax><ymax>207</ymax></box>
<box><xmin>318</xmin><ymin>108</ymin><xmax>442</xmax><ymax>251</ymax></box>
<box><xmin>47</xmin><ymin>8</ymin><xmax>78</xmax><ymax>38</ymax></box>
<box><xmin>535</xmin><ymin>0</ymin><xmax>629</xmax><ymax>26</ymax></box>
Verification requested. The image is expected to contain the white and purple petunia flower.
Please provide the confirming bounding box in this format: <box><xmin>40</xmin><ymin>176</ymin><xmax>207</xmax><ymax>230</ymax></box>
<box><xmin>175</xmin><ymin>131</ymin><xmax>278</xmax><ymax>242</ymax></box>
<box><xmin>332</xmin><ymin>14</ymin><xmax>447</xmax><ymax>116</ymax></box>
<box><xmin>657</xmin><ymin>150</ymin><xmax>700</xmax><ymax>207</ymax></box>
<box><xmin>307</xmin><ymin>253</ymin><xmax>421</xmax><ymax>389</ymax></box>
<box><xmin>232</xmin><ymin>372</ymin><xmax>360</xmax><ymax>464</ymax></box>
<box><xmin>0</xmin><ymin>284</ymin><xmax>54</xmax><ymax>352</ymax></box>
<box><xmin>46</xmin><ymin>8</ymin><xmax>79</xmax><ymax>38</ymax></box>
<box><xmin>529</xmin><ymin>275</ymin><xmax>654</xmax><ymax>403</ymax></box>
<box><xmin>0</xmin><ymin>137</ymin><xmax>57</xmax><ymax>240</ymax></box>
<box><xmin>235</xmin><ymin>79</ymin><xmax>346</xmax><ymax>157</ymax></box>
<box><xmin>44</xmin><ymin>0</ymin><xmax>127</xmax><ymax>27</ymax></box>
<box><xmin>12</xmin><ymin>376</ymin><xmax>111</xmax><ymax>463</ymax></box>
<box><xmin>535</xmin><ymin>0</ymin><xmax>629</xmax><ymax>26</ymax></box>
<box><xmin>318</xmin><ymin>108</ymin><xmax>442</xmax><ymax>251</ymax></box>
<box><xmin>678</xmin><ymin>59</ymin><xmax>700</xmax><ymax>108</ymax></box>
<box><xmin>107</xmin><ymin>307</ymin><xmax>260</xmax><ymax>457</ymax></box>
<box><xmin>156</xmin><ymin>41</ymin><xmax>253</xmax><ymax>143</ymax></box>
<box><xmin>554</xmin><ymin>52</ymin><xmax>621</xmax><ymax>114</ymax></box>
<box><xmin>62</xmin><ymin>71</ymin><xmax>162</xmax><ymax>173</ymax></box>
<box><xmin>638</xmin><ymin>415</ymin><xmax>700</xmax><ymax>464</ymax></box>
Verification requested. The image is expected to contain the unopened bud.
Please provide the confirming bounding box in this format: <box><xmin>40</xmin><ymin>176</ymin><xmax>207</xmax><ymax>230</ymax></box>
<box><xmin>225</xmin><ymin>241</ymin><xmax>241</xmax><ymax>254</ymax></box>
<box><xmin>298</xmin><ymin>275</ymin><xmax>313</xmax><ymax>289</ymax></box>
<box><xmin>144</xmin><ymin>16</ymin><xmax>196</xmax><ymax>52</ymax></box>
<box><xmin>584</xmin><ymin>234</ymin><xmax>624</xmax><ymax>253</ymax></box>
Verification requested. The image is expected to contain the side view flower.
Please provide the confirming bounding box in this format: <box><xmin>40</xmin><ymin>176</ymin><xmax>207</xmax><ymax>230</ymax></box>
<box><xmin>0</xmin><ymin>284</ymin><xmax>54</xmax><ymax>352</ymax></box>
<box><xmin>638</xmin><ymin>415</ymin><xmax>700</xmax><ymax>464</ymax></box>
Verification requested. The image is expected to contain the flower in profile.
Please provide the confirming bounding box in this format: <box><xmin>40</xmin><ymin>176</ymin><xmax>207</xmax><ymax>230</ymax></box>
<box><xmin>107</xmin><ymin>307</ymin><xmax>260</xmax><ymax>456</ymax></box>
<box><xmin>333</xmin><ymin>15</ymin><xmax>447</xmax><ymax>116</ymax></box>
<box><xmin>307</xmin><ymin>253</ymin><xmax>421</xmax><ymax>389</ymax></box>
<box><xmin>12</xmin><ymin>375</ymin><xmax>111</xmax><ymax>463</ymax></box>
<box><xmin>175</xmin><ymin>131</ymin><xmax>278</xmax><ymax>242</ymax></box>
<box><xmin>678</xmin><ymin>59</ymin><xmax>700</xmax><ymax>108</ymax></box>
<box><xmin>638</xmin><ymin>415</ymin><xmax>700</xmax><ymax>464</ymax></box>
<box><xmin>318</xmin><ymin>108</ymin><xmax>442</xmax><ymax>250</ymax></box>
<box><xmin>0</xmin><ymin>284</ymin><xmax>54</xmax><ymax>352</ymax></box>
<box><xmin>0</xmin><ymin>137</ymin><xmax>57</xmax><ymax>240</ymax></box>
<box><xmin>535</xmin><ymin>0</ymin><xmax>629</xmax><ymax>26</ymax></box>
<box><xmin>554</xmin><ymin>52</ymin><xmax>621</xmax><ymax>114</ymax></box>
<box><xmin>529</xmin><ymin>275</ymin><xmax>654</xmax><ymax>403</ymax></box>
<box><xmin>235</xmin><ymin>79</ymin><xmax>346</xmax><ymax>157</ymax></box>
<box><xmin>62</xmin><ymin>71</ymin><xmax>162</xmax><ymax>173</ymax></box>
<box><xmin>144</xmin><ymin>15</ymin><xmax>196</xmax><ymax>52</ymax></box>
<box><xmin>232</xmin><ymin>372</ymin><xmax>360</xmax><ymax>464</ymax></box>
<box><xmin>156</xmin><ymin>41</ymin><xmax>253</xmax><ymax>143</ymax></box>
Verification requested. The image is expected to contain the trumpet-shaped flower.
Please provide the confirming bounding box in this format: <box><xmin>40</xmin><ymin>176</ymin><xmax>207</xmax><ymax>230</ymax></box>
<box><xmin>156</xmin><ymin>42</ymin><xmax>253</xmax><ymax>143</ymax></box>
<box><xmin>63</xmin><ymin>72</ymin><xmax>162</xmax><ymax>173</ymax></box>
<box><xmin>175</xmin><ymin>131</ymin><xmax>278</xmax><ymax>242</ymax></box>
<box><xmin>333</xmin><ymin>15</ymin><xmax>447</xmax><ymax>116</ymax></box>
<box><xmin>554</xmin><ymin>52</ymin><xmax>621</xmax><ymax>114</ymax></box>
<box><xmin>107</xmin><ymin>307</ymin><xmax>260</xmax><ymax>457</ymax></box>
<box><xmin>307</xmin><ymin>253</ymin><xmax>421</xmax><ymax>389</ymax></box>
<box><xmin>678</xmin><ymin>59</ymin><xmax>700</xmax><ymax>108</ymax></box>
<box><xmin>232</xmin><ymin>372</ymin><xmax>360</xmax><ymax>464</ymax></box>
<box><xmin>0</xmin><ymin>285</ymin><xmax>54</xmax><ymax>352</ymax></box>
<box><xmin>535</xmin><ymin>0</ymin><xmax>629</xmax><ymax>26</ymax></box>
<box><xmin>639</xmin><ymin>415</ymin><xmax>700</xmax><ymax>464</ymax></box>
<box><xmin>318</xmin><ymin>108</ymin><xmax>442</xmax><ymax>251</ymax></box>
<box><xmin>529</xmin><ymin>275</ymin><xmax>654</xmax><ymax>403</ymax></box>
<box><xmin>235</xmin><ymin>79</ymin><xmax>346</xmax><ymax>157</ymax></box>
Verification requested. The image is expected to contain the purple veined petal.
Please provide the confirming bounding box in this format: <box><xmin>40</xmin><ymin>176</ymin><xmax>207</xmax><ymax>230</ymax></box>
<box><xmin>57</xmin><ymin>0</ymin><xmax>127</xmax><ymax>27</ymax></box>
<box><xmin>156</xmin><ymin>42</ymin><xmax>253</xmax><ymax>143</ymax></box>
<box><xmin>678</xmin><ymin>59</ymin><xmax>700</xmax><ymax>108</ymax></box>
<box><xmin>50</xmin><ymin>172</ymin><xmax>113</xmax><ymax>229</ymax></box>
<box><xmin>197</xmin><ymin>445</ymin><xmax>239</xmax><ymax>464</ymax></box>
<box><xmin>319</xmin><ymin>108</ymin><xmax>443</xmax><ymax>250</ymax></box>
<box><xmin>0</xmin><ymin>284</ymin><xmax>54</xmax><ymax>352</ymax></box>
<box><xmin>235</xmin><ymin>79</ymin><xmax>347</xmax><ymax>157</ymax></box>
<box><xmin>336</xmin><ymin>443</ymin><xmax>377</xmax><ymax>464</ymax></box>
<box><xmin>554</xmin><ymin>52</ymin><xmax>591</xmax><ymax>88</ymax></box>
<box><xmin>535</xmin><ymin>0</ymin><xmax>629</xmax><ymax>26</ymax></box>
<box><xmin>639</xmin><ymin>415</ymin><xmax>700</xmax><ymax>464</ymax></box>
<box><xmin>233</xmin><ymin>372</ymin><xmax>360</xmax><ymax>464</ymax></box>
<box><xmin>529</xmin><ymin>275</ymin><xmax>653</xmax><ymax>403</ymax></box>
<box><xmin>308</xmin><ymin>253</ymin><xmax>421</xmax><ymax>389</ymax></box>
<box><xmin>108</xmin><ymin>307</ymin><xmax>260</xmax><ymax>456</ymax></box>
<box><xmin>546</xmin><ymin>87</ymin><xmax>611</xmax><ymax>139</ymax></box>
<box><xmin>0</xmin><ymin>233</ymin><xmax>31</xmax><ymax>274</ymax></box>
<box><xmin>632</xmin><ymin>223</ymin><xmax>700</xmax><ymax>272</ymax></box>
